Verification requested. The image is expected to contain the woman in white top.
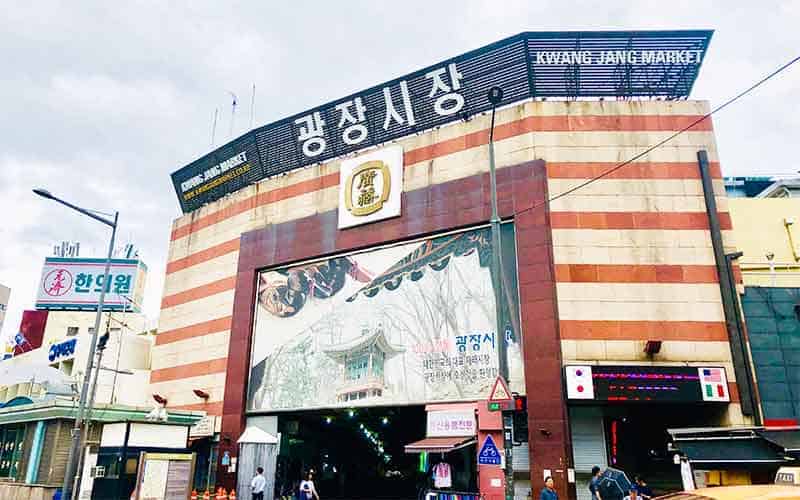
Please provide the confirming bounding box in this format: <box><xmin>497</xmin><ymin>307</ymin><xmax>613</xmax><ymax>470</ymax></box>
<box><xmin>299</xmin><ymin>470</ymin><xmax>320</xmax><ymax>500</ymax></box>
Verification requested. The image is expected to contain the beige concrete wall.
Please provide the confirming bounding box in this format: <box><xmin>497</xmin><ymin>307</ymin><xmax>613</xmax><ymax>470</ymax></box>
<box><xmin>154</xmin><ymin>99</ymin><xmax>747</xmax><ymax>425</ymax></box>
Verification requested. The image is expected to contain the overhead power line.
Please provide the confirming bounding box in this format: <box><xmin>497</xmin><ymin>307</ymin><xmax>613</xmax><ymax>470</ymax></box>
<box><xmin>517</xmin><ymin>54</ymin><xmax>800</xmax><ymax>214</ymax></box>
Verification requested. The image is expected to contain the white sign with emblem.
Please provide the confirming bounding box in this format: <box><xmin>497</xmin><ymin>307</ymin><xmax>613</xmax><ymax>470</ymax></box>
<box><xmin>338</xmin><ymin>145</ymin><xmax>403</xmax><ymax>229</ymax></box>
<box><xmin>565</xmin><ymin>365</ymin><xmax>595</xmax><ymax>400</ymax></box>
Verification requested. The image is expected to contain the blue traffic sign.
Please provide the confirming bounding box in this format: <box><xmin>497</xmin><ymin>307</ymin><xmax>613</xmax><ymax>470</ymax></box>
<box><xmin>478</xmin><ymin>435</ymin><xmax>502</xmax><ymax>465</ymax></box>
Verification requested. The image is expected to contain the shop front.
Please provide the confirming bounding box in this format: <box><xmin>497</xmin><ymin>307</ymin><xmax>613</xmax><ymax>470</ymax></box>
<box><xmin>566</xmin><ymin>365</ymin><xmax>735</xmax><ymax>498</ymax></box>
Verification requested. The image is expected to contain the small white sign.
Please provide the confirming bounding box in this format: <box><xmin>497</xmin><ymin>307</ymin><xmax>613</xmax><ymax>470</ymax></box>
<box><xmin>338</xmin><ymin>146</ymin><xmax>403</xmax><ymax>229</ymax></box>
<box><xmin>698</xmin><ymin>367</ymin><xmax>730</xmax><ymax>402</ymax></box>
<box><xmin>490</xmin><ymin>478</ymin><xmax>502</xmax><ymax>488</ymax></box>
<box><xmin>427</xmin><ymin>409</ymin><xmax>476</xmax><ymax>437</ymax></box>
<box><xmin>189</xmin><ymin>415</ymin><xmax>216</xmax><ymax>438</ymax></box>
<box><xmin>543</xmin><ymin>469</ymin><xmax>552</xmax><ymax>481</ymax></box>
<box><xmin>565</xmin><ymin>365</ymin><xmax>595</xmax><ymax>400</ymax></box>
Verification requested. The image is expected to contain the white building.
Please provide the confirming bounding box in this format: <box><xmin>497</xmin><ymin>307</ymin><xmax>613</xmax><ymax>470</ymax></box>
<box><xmin>0</xmin><ymin>310</ymin><xmax>152</xmax><ymax>406</ymax></box>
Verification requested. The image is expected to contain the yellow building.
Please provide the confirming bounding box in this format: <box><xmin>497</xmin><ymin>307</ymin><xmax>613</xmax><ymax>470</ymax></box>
<box><xmin>729</xmin><ymin>197</ymin><xmax>800</xmax><ymax>287</ymax></box>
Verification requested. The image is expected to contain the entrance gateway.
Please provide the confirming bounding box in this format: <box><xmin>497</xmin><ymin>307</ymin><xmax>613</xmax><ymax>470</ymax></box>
<box><xmin>242</xmin><ymin>224</ymin><xmax>524</xmax><ymax>499</ymax></box>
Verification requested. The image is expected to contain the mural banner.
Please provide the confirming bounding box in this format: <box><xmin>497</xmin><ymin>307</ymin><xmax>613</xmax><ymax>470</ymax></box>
<box><xmin>247</xmin><ymin>225</ymin><xmax>523</xmax><ymax>412</ymax></box>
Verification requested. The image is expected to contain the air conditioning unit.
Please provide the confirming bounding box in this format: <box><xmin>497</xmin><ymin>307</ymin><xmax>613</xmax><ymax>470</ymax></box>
<box><xmin>90</xmin><ymin>466</ymin><xmax>105</xmax><ymax>478</ymax></box>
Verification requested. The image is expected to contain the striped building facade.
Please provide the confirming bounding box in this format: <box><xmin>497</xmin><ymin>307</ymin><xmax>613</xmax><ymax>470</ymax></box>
<box><xmin>153</xmin><ymin>100</ymin><xmax>753</xmax><ymax>496</ymax></box>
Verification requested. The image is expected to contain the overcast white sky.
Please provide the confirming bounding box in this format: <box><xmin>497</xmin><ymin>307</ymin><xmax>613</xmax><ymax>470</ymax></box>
<box><xmin>1</xmin><ymin>1</ymin><xmax>798</xmax><ymax>340</ymax></box>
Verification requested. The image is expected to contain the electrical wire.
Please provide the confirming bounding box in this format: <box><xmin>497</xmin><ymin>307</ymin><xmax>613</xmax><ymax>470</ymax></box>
<box><xmin>516</xmin><ymin>54</ymin><xmax>800</xmax><ymax>214</ymax></box>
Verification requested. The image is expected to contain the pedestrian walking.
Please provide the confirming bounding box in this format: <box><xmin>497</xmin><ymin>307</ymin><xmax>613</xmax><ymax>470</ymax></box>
<box><xmin>299</xmin><ymin>470</ymin><xmax>320</xmax><ymax>500</ymax></box>
<box><xmin>589</xmin><ymin>466</ymin><xmax>603</xmax><ymax>500</ymax></box>
<box><xmin>251</xmin><ymin>466</ymin><xmax>266</xmax><ymax>500</ymax></box>
<box><xmin>540</xmin><ymin>476</ymin><xmax>558</xmax><ymax>500</ymax></box>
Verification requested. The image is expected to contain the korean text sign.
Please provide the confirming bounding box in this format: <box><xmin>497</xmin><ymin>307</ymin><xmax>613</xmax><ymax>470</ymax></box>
<box><xmin>35</xmin><ymin>257</ymin><xmax>147</xmax><ymax>312</ymax></box>
<box><xmin>427</xmin><ymin>409</ymin><xmax>477</xmax><ymax>437</ymax></box>
<box><xmin>171</xmin><ymin>31</ymin><xmax>712</xmax><ymax>213</ymax></box>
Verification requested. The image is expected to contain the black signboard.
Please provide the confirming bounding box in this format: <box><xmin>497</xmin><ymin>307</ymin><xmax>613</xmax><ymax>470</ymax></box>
<box><xmin>567</xmin><ymin>365</ymin><xmax>728</xmax><ymax>404</ymax></box>
<box><xmin>171</xmin><ymin>30</ymin><xmax>713</xmax><ymax>213</ymax></box>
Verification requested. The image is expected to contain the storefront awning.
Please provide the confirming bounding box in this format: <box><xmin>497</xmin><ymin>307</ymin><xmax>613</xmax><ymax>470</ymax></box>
<box><xmin>404</xmin><ymin>436</ymin><xmax>476</xmax><ymax>454</ymax></box>
<box><xmin>758</xmin><ymin>429</ymin><xmax>800</xmax><ymax>455</ymax></box>
<box><xmin>676</xmin><ymin>438</ymin><xmax>786</xmax><ymax>464</ymax></box>
<box><xmin>669</xmin><ymin>427</ymin><xmax>794</xmax><ymax>465</ymax></box>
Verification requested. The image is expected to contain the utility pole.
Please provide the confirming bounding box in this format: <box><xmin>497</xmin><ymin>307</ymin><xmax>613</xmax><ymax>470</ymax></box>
<box><xmin>486</xmin><ymin>86</ymin><xmax>514</xmax><ymax>500</ymax></box>
<box><xmin>33</xmin><ymin>188</ymin><xmax>118</xmax><ymax>500</ymax></box>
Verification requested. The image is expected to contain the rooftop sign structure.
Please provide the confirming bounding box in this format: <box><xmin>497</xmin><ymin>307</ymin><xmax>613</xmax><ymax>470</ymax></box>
<box><xmin>171</xmin><ymin>30</ymin><xmax>713</xmax><ymax>213</ymax></box>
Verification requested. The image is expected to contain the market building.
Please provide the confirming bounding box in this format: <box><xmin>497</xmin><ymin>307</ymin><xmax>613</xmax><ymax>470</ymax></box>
<box><xmin>154</xmin><ymin>30</ymin><xmax>761</xmax><ymax>499</ymax></box>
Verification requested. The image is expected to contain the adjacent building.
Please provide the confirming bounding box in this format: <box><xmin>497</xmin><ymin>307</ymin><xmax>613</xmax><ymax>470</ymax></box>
<box><xmin>727</xmin><ymin>180</ymin><xmax>800</xmax><ymax>426</ymax></box>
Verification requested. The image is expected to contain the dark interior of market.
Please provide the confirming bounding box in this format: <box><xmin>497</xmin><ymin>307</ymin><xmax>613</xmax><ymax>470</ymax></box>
<box><xmin>600</xmin><ymin>404</ymin><xmax>778</xmax><ymax>493</ymax></box>
<box><xmin>275</xmin><ymin>405</ymin><xmax>476</xmax><ymax>499</ymax></box>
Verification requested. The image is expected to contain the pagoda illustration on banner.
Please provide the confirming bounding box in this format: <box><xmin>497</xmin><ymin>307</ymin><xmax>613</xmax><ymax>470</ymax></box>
<box><xmin>322</xmin><ymin>322</ymin><xmax>404</xmax><ymax>403</ymax></box>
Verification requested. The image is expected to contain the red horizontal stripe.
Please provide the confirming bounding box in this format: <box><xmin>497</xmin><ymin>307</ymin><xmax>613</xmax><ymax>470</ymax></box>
<box><xmin>560</xmin><ymin>320</ymin><xmax>729</xmax><ymax>341</ymax></box>
<box><xmin>171</xmin><ymin>113</ymin><xmax>714</xmax><ymax>241</ymax></box>
<box><xmin>550</xmin><ymin>211</ymin><xmax>732</xmax><ymax>230</ymax></box>
<box><xmin>156</xmin><ymin>316</ymin><xmax>232</xmax><ymax>345</ymax></box>
<box><xmin>405</xmin><ymin>114</ymin><xmax>712</xmax><ymax>166</ymax></box>
<box><xmin>546</xmin><ymin>162</ymin><xmax>722</xmax><ymax>179</ymax></box>
<box><xmin>150</xmin><ymin>357</ymin><xmax>227</xmax><ymax>383</ymax></box>
<box><xmin>555</xmin><ymin>264</ymin><xmax>719</xmax><ymax>283</ymax></box>
<box><xmin>171</xmin><ymin>173</ymin><xmax>339</xmax><ymax>241</ymax></box>
<box><xmin>161</xmin><ymin>276</ymin><xmax>236</xmax><ymax>309</ymax></box>
<box><xmin>166</xmin><ymin>238</ymin><xmax>240</xmax><ymax>275</ymax></box>
<box><xmin>171</xmin><ymin>400</ymin><xmax>224</xmax><ymax>416</ymax></box>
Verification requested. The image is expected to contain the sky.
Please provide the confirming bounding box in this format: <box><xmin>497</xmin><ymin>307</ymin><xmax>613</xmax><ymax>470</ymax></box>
<box><xmin>1</xmin><ymin>1</ymin><xmax>799</xmax><ymax>340</ymax></box>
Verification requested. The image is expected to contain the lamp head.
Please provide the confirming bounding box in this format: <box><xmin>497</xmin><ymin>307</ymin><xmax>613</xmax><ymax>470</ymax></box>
<box><xmin>487</xmin><ymin>86</ymin><xmax>504</xmax><ymax>106</ymax></box>
<box><xmin>33</xmin><ymin>188</ymin><xmax>54</xmax><ymax>200</ymax></box>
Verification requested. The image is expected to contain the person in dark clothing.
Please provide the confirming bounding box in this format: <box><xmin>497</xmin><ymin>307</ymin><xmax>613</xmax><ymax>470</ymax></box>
<box><xmin>589</xmin><ymin>466</ymin><xmax>603</xmax><ymax>500</ymax></box>
<box><xmin>634</xmin><ymin>476</ymin><xmax>653</xmax><ymax>499</ymax></box>
<box><xmin>540</xmin><ymin>476</ymin><xmax>558</xmax><ymax>500</ymax></box>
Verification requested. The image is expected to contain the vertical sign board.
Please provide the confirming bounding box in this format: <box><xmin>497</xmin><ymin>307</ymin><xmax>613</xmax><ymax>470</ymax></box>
<box><xmin>35</xmin><ymin>257</ymin><xmax>147</xmax><ymax>312</ymax></box>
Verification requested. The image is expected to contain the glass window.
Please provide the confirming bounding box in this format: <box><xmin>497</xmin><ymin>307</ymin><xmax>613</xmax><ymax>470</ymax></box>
<box><xmin>0</xmin><ymin>425</ymin><xmax>26</xmax><ymax>480</ymax></box>
<box><xmin>372</xmin><ymin>352</ymin><xmax>385</xmax><ymax>377</ymax></box>
<box><xmin>345</xmin><ymin>355</ymin><xmax>369</xmax><ymax>381</ymax></box>
<box><xmin>67</xmin><ymin>327</ymin><xmax>79</xmax><ymax>337</ymax></box>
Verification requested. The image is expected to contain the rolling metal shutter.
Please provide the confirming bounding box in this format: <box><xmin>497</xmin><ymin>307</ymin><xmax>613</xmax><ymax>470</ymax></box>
<box><xmin>570</xmin><ymin>408</ymin><xmax>608</xmax><ymax>500</ymax></box>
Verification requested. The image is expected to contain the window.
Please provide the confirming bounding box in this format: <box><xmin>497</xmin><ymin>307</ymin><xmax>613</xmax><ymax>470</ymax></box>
<box><xmin>346</xmin><ymin>355</ymin><xmax>369</xmax><ymax>381</ymax></box>
<box><xmin>66</xmin><ymin>327</ymin><xmax>79</xmax><ymax>337</ymax></box>
<box><xmin>0</xmin><ymin>425</ymin><xmax>26</xmax><ymax>480</ymax></box>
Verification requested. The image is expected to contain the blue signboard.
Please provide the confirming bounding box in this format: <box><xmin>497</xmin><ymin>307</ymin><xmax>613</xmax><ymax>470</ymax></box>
<box><xmin>48</xmin><ymin>338</ymin><xmax>77</xmax><ymax>363</ymax></box>
<box><xmin>478</xmin><ymin>435</ymin><xmax>502</xmax><ymax>465</ymax></box>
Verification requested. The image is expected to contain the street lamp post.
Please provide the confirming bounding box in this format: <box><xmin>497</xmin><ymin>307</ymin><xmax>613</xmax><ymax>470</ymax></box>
<box><xmin>33</xmin><ymin>188</ymin><xmax>118</xmax><ymax>500</ymax></box>
<box><xmin>486</xmin><ymin>87</ymin><xmax>514</xmax><ymax>500</ymax></box>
